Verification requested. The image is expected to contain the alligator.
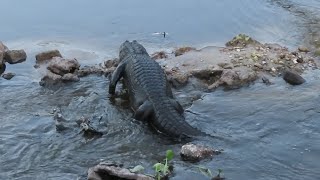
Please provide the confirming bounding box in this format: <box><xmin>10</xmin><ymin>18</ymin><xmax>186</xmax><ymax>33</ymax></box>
<box><xmin>109</xmin><ymin>40</ymin><xmax>203</xmax><ymax>140</ymax></box>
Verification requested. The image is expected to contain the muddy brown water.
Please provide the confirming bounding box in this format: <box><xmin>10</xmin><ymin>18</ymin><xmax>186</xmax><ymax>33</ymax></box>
<box><xmin>1</xmin><ymin>0</ymin><xmax>320</xmax><ymax>180</ymax></box>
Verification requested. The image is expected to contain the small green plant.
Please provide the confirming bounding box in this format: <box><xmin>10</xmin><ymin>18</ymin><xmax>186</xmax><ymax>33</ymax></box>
<box><xmin>153</xmin><ymin>149</ymin><xmax>174</xmax><ymax>180</ymax></box>
<box><xmin>198</xmin><ymin>166</ymin><xmax>225</xmax><ymax>180</ymax></box>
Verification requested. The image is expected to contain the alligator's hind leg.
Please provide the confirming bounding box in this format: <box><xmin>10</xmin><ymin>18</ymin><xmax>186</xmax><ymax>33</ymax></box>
<box><xmin>170</xmin><ymin>99</ymin><xmax>184</xmax><ymax>114</ymax></box>
<box><xmin>134</xmin><ymin>100</ymin><xmax>154</xmax><ymax>121</ymax></box>
<box><xmin>109</xmin><ymin>62</ymin><xmax>126</xmax><ymax>94</ymax></box>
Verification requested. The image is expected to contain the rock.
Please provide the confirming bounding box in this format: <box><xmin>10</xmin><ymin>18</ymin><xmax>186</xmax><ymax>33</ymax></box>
<box><xmin>209</xmin><ymin>67</ymin><xmax>257</xmax><ymax>89</ymax></box>
<box><xmin>166</xmin><ymin>71</ymin><xmax>189</xmax><ymax>88</ymax></box>
<box><xmin>35</xmin><ymin>50</ymin><xmax>62</xmax><ymax>64</ymax></box>
<box><xmin>47</xmin><ymin>57</ymin><xmax>80</xmax><ymax>76</ymax></box>
<box><xmin>297</xmin><ymin>56</ymin><xmax>304</xmax><ymax>63</ymax></box>
<box><xmin>0</xmin><ymin>41</ymin><xmax>8</xmax><ymax>52</ymax></box>
<box><xmin>298</xmin><ymin>47</ymin><xmax>309</xmax><ymax>52</ymax></box>
<box><xmin>180</xmin><ymin>143</ymin><xmax>221</xmax><ymax>162</ymax></box>
<box><xmin>151</xmin><ymin>51</ymin><xmax>168</xmax><ymax>60</ymax></box>
<box><xmin>174</xmin><ymin>47</ymin><xmax>196</xmax><ymax>57</ymax></box>
<box><xmin>315</xmin><ymin>48</ymin><xmax>320</xmax><ymax>56</ymax></box>
<box><xmin>61</xmin><ymin>73</ymin><xmax>80</xmax><ymax>82</ymax></box>
<box><xmin>39</xmin><ymin>71</ymin><xmax>62</xmax><ymax>86</ymax></box>
<box><xmin>0</xmin><ymin>41</ymin><xmax>8</xmax><ymax>62</ymax></box>
<box><xmin>254</xmin><ymin>63</ymin><xmax>263</xmax><ymax>69</ymax></box>
<box><xmin>261</xmin><ymin>76</ymin><xmax>273</xmax><ymax>86</ymax></box>
<box><xmin>2</xmin><ymin>72</ymin><xmax>15</xmax><ymax>80</ymax></box>
<box><xmin>88</xmin><ymin>163</ymin><xmax>153</xmax><ymax>180</ymax></box>
<box><xmin>218</xmin><ymin>62</ymin><xmax>233</xmax><ymax>69</ymax></box>
<box><xmin>0</xmin><ymin>63</ymin><xmax>5</xmax><ymax>75</ymax></box>
<box><xmin>226</xmin><ymin>34</ymin><xmax>261</xmax><ymax>48</ymax></box>
<box><xmin>283</xmin><ymin>70</ymin><xmax>305</xmax><ymax>85</ymax></box>
<box><xmin>191</xmin><ymin>69</ymin><xmax>223</xmax><ymax>80</ymax></box>
<box><xmin>5</xmin><ymin>50</ymin><xmax>27</xmax><ymax>64</ymax></box>
<box><xmin>104</xmin><ymin>58</ymin><xmax>119</xmax><ymax>68</ymax></box>
<box><xmin>77</xmin><ymin>66</ymin><xmax>107</xmax><ymax>77</ymax></box>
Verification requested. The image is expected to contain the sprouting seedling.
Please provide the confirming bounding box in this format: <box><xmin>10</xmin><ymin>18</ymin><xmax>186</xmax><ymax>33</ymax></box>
<box><xmin>153</xmin><ymin>149</ymin><xmax>174</xmax><ymax>180</ymax></box>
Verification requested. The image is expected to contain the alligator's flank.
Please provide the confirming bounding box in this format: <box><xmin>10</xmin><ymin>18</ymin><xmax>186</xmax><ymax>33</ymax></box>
<box><xmin>109</xmin><ymin>40</ymin><xmax>204</xmax><ymax>140</ymax></box>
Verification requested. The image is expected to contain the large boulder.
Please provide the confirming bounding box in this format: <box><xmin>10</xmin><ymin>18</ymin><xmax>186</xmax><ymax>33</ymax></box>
<box><xmin>283</xmin><ymin>70</ymin><xmax>305</xmax><ymax>85</ymax></box>
<box><xmin>5</xmin><ymin>50</ymin><xmax>27</xmax><ymax>64</ymax></box>
<box><xmin>47</xmin><ymin>57</ymin><xmax>80</xmax><ymax>76</ymax></box>
<box><xmin>35</xmin><ymin>50</ymin><xmax>62</xmax><ymax>64</ymax></box>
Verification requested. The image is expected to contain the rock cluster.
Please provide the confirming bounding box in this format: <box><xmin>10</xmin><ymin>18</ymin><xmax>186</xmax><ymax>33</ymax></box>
<box><xmin>156</xmin><ymin>34</ymin><xmax>318</xmax><ymax>89</ymax></box>
<box><xmin>0</xmin><ymin>41</ymin><xmax>27</xmax><ymax>79</ymax></box>
<box><xmin>35</xmin><ymin>50</ymin><xmax>81</xmax><ymax>87</ymax></box>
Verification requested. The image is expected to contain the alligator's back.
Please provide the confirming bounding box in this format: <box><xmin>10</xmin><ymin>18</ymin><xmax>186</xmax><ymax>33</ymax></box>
<box><xmin>119</xmin><ymin>41</ymin><xmax>202</xmax><ymax>139</ymax></box>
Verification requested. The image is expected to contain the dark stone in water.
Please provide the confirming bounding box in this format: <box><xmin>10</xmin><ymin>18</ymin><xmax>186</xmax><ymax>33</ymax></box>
<box><xmin>283</xmin><ymin>70</ymin><xmax>305</xmax><ymax>85</ymax></box>
<box><xmin>2</xmin><ymin>72</ymin><xmax>15</xmax><ymax>80</ymax></box>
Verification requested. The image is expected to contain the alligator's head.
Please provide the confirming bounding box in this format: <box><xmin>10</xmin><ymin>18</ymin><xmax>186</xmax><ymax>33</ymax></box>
<box><xmin>119</xmin><ymin>40</ymin><xmax>148</xmax><ymax>61</ymax></box>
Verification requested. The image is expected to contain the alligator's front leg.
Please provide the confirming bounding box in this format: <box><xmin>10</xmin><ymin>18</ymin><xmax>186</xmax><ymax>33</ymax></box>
<box><xmin>109</xmin><ymin>62</ymin><xmax>126</xmax><ymax>94</ymax></box>
<box><xmin>134</xmin><ymin>100</ymin><xmax>154</xmax><ymax>121</ymax></box>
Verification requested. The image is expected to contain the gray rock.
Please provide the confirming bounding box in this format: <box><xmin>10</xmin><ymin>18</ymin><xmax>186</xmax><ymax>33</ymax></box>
<box><xmin>0</xmin><ymin>41</ymin><xmax>8</xmax><ymax>62</ymax></box>
<box><xmin>61</xmin><ymin>73</ymin><xmax>80</xmax><ymax>82</ymax></box>
<box><xmin>35</xmin><ymin>50</ymin><xmax>62</xmax><ymax>64</ymax></box>
<box><xmin>5</xmin><ymin>50</ymin><xmax>27</xmax><ymax>64</ymax></box>
<box><xmin>88</xmin><ymin>163</ymin><xmax>153</xmax><ymax>180</ymax></box>
<box><xmin>151</xmin><ymin>51</ymin><xmax>168</xmax><ymax>60</ymax></box>
<box><xmin>283</xmin><ymin>70</ymin><xmax>305</xmax><ymax>85</ymax></box>
<box><xmin>77</xmin><ymin>66</ymin><xmax>106</xmax><ymax>77</ymax></box>
<box><xmin>180</xmin><ymin>143</ymin><xmax>221</xmax><ymax>162</ymax></box>
<box><xmin>208</xmin><ymin>67</ymin><xmax>257</xmax><ymax>89</ymax></box>
<box><xmin>47</xmin><ymin>57</ymin><xmax>80</xmax><ymax>76</ymax></box>
<box><xmin>39</xmin><ymin>71</ymin><xmax>63</xmax><ymax>86</ymax></box>
<box><xmin>104</xmin><ymin>58</ymin><xmax>119</xmax><ymax>68</ymax></box>
<box><xmin>2</xmin><ymin>72</ymin><xmax>15</xmax><ymax>80</ymax></box>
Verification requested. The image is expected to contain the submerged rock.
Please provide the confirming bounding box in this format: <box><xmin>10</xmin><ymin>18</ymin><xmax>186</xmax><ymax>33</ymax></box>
<box><xmin>283</xmin><ymin>70</ymin><xmax>305</xmax><ymax>85</ymax></box>
<box><xmin>5</xmin><ymin>50</ymin><xmax>27</xmax><ymax>64</ymax></box>
<box><xmin>2</xmin><ymin>72</ymin><xmax>15</xmax><ymax>80</ymax></box>
<box><xmin>180</xmin><ymin>143</ymin><xmax>221</xmax><ymax>162</ymax></box>
<box><xmin>35</xmin><ymin>50</ymin><xmax>62</xmax><ymax>64</ymax></box>
<box><xmin>88</xmin><ymin>162</ymin><xmax>153</xmax><ymax>180</ymax></box>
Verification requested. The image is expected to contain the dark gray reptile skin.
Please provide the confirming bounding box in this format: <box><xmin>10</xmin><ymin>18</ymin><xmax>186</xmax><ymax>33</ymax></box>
<box><xmin>109</xmin><ymin>40</ymin><xmax>203</xmax><ymax>140</ymax></box>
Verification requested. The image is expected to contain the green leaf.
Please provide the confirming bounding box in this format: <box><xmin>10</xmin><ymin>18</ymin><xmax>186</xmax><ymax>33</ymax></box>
<box><xmin>153</xmin><ymin>163</ymin><xmax>164</xmax><ymax>172</ymax></box>
<box><xmin>197</xmin><ymin>166</ymin><xmax>213</xmax><ymax>178</ymax></box>
<box><xmin>166</xmin><ymin>150</ymin><xmax>174</xmax><ymax>161</ymax></box>
<box><xmin>129</xmin><ymin>165</ymin><xmax>145</xmax><ymax>173</ymax></box>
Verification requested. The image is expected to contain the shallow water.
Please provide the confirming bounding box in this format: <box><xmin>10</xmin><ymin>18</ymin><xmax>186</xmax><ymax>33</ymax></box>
<box><xmin>1</xmin><ymin>0</ymin><xmax>320</xmax><ymax>180</ymax></box>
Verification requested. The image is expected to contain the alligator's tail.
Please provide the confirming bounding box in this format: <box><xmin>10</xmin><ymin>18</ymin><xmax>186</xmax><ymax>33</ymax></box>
<box><xmin>149</xmin><ymin>96</ymin><xmax>205</xmax><ymax>140</ymax></box>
